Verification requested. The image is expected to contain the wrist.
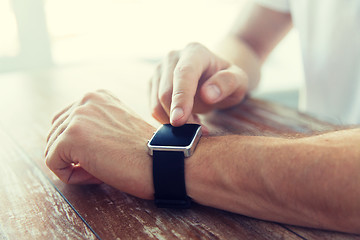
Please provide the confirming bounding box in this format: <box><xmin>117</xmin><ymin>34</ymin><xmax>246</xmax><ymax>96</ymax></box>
<box><xmin>185</xmin><ymin>136</ymin><xmax>217</xmax><ymax>205</ymax></box>
<box><xmin>138</xmin><ymin>129</ymin><xmax>156</xmax><ymax>200</ymax></box>
<box><xmin>120</xmin><ymin>126</ymin><xmax>155</xmax><ymax>200</ymax></box>
<box><xmin>148</xmin><ymin>124</ymin><xmax>202</xmax><ymax>208</ymax></box>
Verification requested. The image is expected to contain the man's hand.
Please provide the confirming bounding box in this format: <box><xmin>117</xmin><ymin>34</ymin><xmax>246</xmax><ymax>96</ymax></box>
<box><xmin>149</xmin><ymin>42</ymin><xmax>249</xmax><ymax>126</ymax></box>
<box><xmin>45</xmin><ymin>90</ymin><xmax>155</xmax><ymax>199</ymax></box>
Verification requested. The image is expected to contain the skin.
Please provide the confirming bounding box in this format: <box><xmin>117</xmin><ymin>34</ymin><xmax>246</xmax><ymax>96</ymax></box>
<box><xmin>46</xmin><ymin>3</ymin><xmax>360</xmax><ymax>234</ymax></box>
<box><xmin>149</xmin><ymin>3</ymin><xmax>292</xmax><ymax>126</ymax></box>
<box><xmin>45</xmin><ymin>90</ymin><xmax>155</xmax><ymax>198</ymax></box>
<box><xmin>45</xmin><ymin>90</ymin><xmax>360</xmax><ymax>234</ymax></box>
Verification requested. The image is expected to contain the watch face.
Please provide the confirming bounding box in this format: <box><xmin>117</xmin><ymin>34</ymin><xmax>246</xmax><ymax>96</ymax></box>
<box><xmin>150</xmin><ymin>124</ymin><xmax>201</xmax><ymax>147</ymax></box>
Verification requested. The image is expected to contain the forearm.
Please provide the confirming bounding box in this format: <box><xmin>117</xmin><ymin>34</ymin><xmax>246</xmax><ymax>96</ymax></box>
<box><xmin>186</xmin><ymin>129</ymin><xmax>360</xmax><ymax>234</ymax></box>
<box><xmin>213</xmin><ymin>3</ymin><xmax>293</xmax><ymax>92</ymax></box>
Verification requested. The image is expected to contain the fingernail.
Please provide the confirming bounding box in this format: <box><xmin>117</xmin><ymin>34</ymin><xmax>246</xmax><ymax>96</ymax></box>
<box><xmin>171</xmin><ymin>107</ymin><xmax>184</xmax><ymax>122</ymax></box>
<box><xmin>206</xmin><ymin>84</ymin><xmax>221</xmax><ymax>102</ymax></box>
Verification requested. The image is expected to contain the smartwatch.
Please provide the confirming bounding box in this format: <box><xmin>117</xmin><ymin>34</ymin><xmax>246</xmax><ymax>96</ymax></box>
<box><xmin>147</xmin><ymin>124</ymin><xmax>202</xmax><ymax>208</ymax></box>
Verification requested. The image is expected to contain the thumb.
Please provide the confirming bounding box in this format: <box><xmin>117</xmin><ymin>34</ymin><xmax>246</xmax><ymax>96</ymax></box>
<box><xmin>200</xmin><ymin>65</ymin><xmax>248</xmax><ymax>109</ymax></box>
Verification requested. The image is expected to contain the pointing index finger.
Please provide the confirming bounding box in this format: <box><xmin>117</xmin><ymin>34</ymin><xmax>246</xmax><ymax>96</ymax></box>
<box><xmin>170</xmin><ymin>44</ymin><xmax>210</xmax><ymax>126</ymax></box>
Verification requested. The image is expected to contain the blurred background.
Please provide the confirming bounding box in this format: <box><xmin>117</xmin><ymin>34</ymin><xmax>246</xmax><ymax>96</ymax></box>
<box><xmin>0</xmin><ymin>0</ymin><xmax>303</xmax><ymax>108</ymax></box>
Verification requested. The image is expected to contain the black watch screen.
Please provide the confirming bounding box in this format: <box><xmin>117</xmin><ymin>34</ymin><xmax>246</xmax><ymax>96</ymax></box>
<box><xmin>149</xmin><ymin>124</ymin><xmax>201</xmax><ymax>147</ymax></box>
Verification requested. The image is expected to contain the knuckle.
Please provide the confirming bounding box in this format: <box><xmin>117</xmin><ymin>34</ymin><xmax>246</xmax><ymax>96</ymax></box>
<box><xmin>98</xmin><ymin>89</ymin><xmax>118</xmax><ymax>102</ymax></box>
<box><xmin>72</xmin><ymin>105</ymin><xmax>91</xmax><ymax>117</ymax></box>
<box><xmin>166</xmin><ymin>50</ymin><xmax>179</xmax><ymax>61</ymax></box>
<box><xmin>172</xmin><ymin>90</ymin><xmax>189</xmax><ymax>102</ymax></box>
<box><xmin>80</xmin><ymin>91</ymin><xmax>101</xmax><ymax>104</ymax></box>
<box><xmin>96</xmin><ymin>89</ymin><xmax>111</xmax><ymax>96</ymax></box>
<box><xmin>220</xmin><ymin>71</ymin><xmax>238</xmax><ymax>89</ymax></box>
<box><xmin>184</xmin><ymin>42</ymin><xmax>207</xmax><ymax>55</ymax></box>
<box><xmin>66</xmin><ymin>121</ymin><xmax>83</xmax><ymax>137</ymax></box>
<box><xmin>171</xmin><ymin>90</ymin><xmax>193</xmax><ymax>112</ymax></box>
<box><xmin>185</xmin><ymin>42</ymin><xmax>202</xmax><ymax>50</ymax></box>
<box><xmin>67</xmin><ymin>108</ymin><xmax>92</xmax><ymax>135</ymax></box>
<box><xmin>64</xmin><ymin>120</ymin><xmax>87</xmax><ymax>143</ymax></box>
<box><xmin>173</xmin><ymin>64</ymin><xmax>195</xmax><ymax>79</ymax></box>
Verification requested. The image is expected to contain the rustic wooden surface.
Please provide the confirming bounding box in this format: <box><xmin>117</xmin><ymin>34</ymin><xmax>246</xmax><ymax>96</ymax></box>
<box><xmin>0</xmin><ymin>60</ymin><xmax>359</xmax><ymax>239</ymax></box>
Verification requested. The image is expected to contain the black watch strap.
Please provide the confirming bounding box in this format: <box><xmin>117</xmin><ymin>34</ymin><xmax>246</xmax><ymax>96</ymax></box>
<box><xmin>153</xmin><ymin>150</ymin><xmax>191</xmax><ymax>208</ymax></box>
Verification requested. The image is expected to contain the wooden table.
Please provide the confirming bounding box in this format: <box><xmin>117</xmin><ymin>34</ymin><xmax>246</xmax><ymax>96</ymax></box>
<box><xmin>0</xmin><ymin>59</ymin><xmax>359</xmax><ymax>239</ymax></box>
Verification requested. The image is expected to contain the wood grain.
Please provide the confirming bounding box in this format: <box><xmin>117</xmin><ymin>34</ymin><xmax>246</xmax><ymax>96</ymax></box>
<box><xmin>0</xmin><ymin>98</ymin><xmax>302</xmax><ymax>238</ymax></box>
<box><xmin>0</xmin><ymin>128</ymin><xmax>98</xmax><ymax>239</ymax></box>
<box><xmin>202</xmin><ymin>98</ymin><xmax>341</xmax><ymax>137</ymax></box>
<box><xmin>285</xmin><ymin>226</ymin><xmax>360</xmax><ymax>240</ymax></box>
<box><xmin>0</xmin><ymin>61</ymin><xmax>359</xmax><ymax>239</ymax></box>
